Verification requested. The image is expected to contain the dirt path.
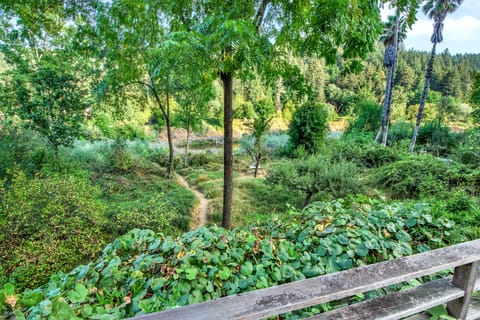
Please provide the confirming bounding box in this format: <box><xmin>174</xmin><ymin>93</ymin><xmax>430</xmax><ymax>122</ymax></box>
<box><xmin>175</xmin><ymin>174</ymin><xmax>208</xmax><ymax>229</ymax></box>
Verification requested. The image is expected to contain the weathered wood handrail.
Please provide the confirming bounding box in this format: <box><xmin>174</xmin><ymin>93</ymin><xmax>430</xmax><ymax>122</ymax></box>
<box><xmin>129</xmin><ymin>239</ymin><xmax>480</xmax><ymax>320</ymax></box>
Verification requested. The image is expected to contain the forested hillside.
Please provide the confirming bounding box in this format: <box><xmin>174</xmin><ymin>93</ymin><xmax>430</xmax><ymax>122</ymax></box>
<box><xmin>1</xmin><ymin>0</ymin><xmax>480</xmax><ymax>319</ymax></box>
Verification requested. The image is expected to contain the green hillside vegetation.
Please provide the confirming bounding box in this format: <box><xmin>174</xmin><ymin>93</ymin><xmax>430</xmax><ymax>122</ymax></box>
<box><xmin>1</xmin><ymin>199</ymin><xmax>464</xmax><ymax>319</ymax></box>
<box><xmin>1</xmin><ymin>0</ymin><xmax>480</xmax><ymax>319</ymax></box>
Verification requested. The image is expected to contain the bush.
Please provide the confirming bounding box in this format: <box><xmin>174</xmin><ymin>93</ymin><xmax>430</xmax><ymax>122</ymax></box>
<box><xmin>444</xmin><ymin>189</ymin><xmax>479</xmax><ymax>213</ymax></box>
<box><xmin>0</xmin><ymin>172</ymin><xmax>108</xmax><ymax>289</ymax></box>
<box><xmin>329</xmin><ymin>140</ymin><xmax>403</xmax><ymax>169</ymax></box>
<box><xmin>108</xmin><ymin>139</ymin><xmax>134</xmax><ymax>172</ymax></box>
<box><xmin>184</xmin><ymin>152</ymin><xmax>222</xmax><ymax>169</ymax></box>
<box><xmin>346</xmin><ymin>100</ymin><xmax>381</xmax><ymax>134</ymax></box>
<box><xmin>451</xmin><ymin>128</ymin><xmax>480</xmax><ymax>167</ymax></box>
<box><xmin>372</xmin><ymin>154</ymin><xmax>449</xmax><ymax>199</ymax></box>
<box><xmin>0</xmin><ymin>139</ymin><xmax>14</xmax><ymax>178</ymax></box>
<box><xmin>266</xmin><ymin>155</ymin><xmax>363</xmax><ymax>206</ymax></box>
<box><xmin>0</xmin><ymin>123</ymin><xmax>52</xmax><ymax>177</ymax></box>
<box><xmin>416</xmin><ymin>121</ymin><xmax>460</xmax><ymax>156</ymax></box>
<box><xmin>387</xmin><ymin>121</ymin><xmax>414</xmax><ymax>145</ymax></box>
<box><xmin>288</xmin><ymin>101</ymin><xmax>328</xmax><ymax>153</ymax></box>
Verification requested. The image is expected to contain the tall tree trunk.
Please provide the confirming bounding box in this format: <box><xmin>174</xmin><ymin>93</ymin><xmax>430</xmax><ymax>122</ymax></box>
<box><xmin>376</xmin><ymin>63</ymin><xmax>394</xmax><ymax>142</ymax></box>
<box><xmin>184</xmin><ymin>107</ymin><xmax>190</xmax><ymax>167</ymax></box>
<box><xmin>410</xmin><ymin>41</ymin><xmax>438</xmax><ymax>152</ymax></box>
<box><xmin>382</xmin><ymin>63</ymin><xmax>396</xmax><ymax>146</ymax></box>
<box><xmin>221</xmin><ymin>71</ymin><xmax>234</xmax><ymax>229</ymax></box>
<box><xmin>166</xmin><ymin>91</ymin><xmax>174</xmax><ymax>175</ymax></box>
<box><xmin>376</xmin><ymin>10</ymin><xmax>400</xmax><ymax>145</ymax></box>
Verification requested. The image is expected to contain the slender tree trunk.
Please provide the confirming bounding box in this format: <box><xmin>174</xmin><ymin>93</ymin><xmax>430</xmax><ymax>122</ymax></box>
<box><xmin>410</xmin><ymin>41</ymin><xmax>438</xmax><ymax>152</ymax></box>
<box><xmin>254</xmin><ymin>154</ymin><xmax>261</xmax><ymax>178</ymax></box>
<box><xmin>149</xmin><ymin>79</ymin><xmax>174</xmax><ymax>175</ymax></box>
<box><xmin>376</xmin><ymin>10</ymin><xmax>400</xmax><ymax>145</ymax></box>
<box><xmin>376</xmin><ymin>63</ymin><xmax>394</xmax><ymax>142</ymax></box>
<box><xmin>221</xmin><ymin>71</ymin><xmax>234</xmax><ymax>229</ymax></box>
<box><xmin>302</xmin><ymin>191</ymin><xmax>313</xmax><ymax>208</ymax></box>
<box><xmin>166</xmin><ymin>90</ymin><xmax>174</xmax><ymax>175</ymax></box>
<box><xmin>382</xmin><ymin>64</ymin><xmax>396</xmax><ymax>146</ymax></box>
<box><xmin>382</xmin><ymin>12</ymin><xmax>401</xmax><ymax>147</ymax></box>
<box><xmin>184</xmin><ymin>108</ymin><xmax>190</xmax><ymax>167</ymax></box>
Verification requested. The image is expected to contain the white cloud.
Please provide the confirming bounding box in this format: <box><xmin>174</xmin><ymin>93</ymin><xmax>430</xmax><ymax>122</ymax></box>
<box><xmin>381</xmin><ymin>0</ymin><xmax>480</xmax><ymax>54</ymax></box>
<box><xmin>404</xmin><ymin>15</ymin><xmax>480</xmax><ymax>53</ymax></box>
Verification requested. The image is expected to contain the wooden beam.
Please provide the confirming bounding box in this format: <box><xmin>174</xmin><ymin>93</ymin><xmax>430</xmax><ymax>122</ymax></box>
<box><xmin>306</xmin><ymin>278</ymin><xmax>463</xmax><ymax>320</ymax></box>
<box><xmin>128</xmin><ymin>239</ymin><xmax>480</xmax><ymax>320</ymax></box>
<box><xmin>447</xmin><ymin>262</ymin><xmax>480</xmax><ymax>319</ymax></box>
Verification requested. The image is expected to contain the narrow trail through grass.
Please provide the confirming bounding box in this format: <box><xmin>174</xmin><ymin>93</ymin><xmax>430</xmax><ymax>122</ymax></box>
<box><xmin>175</xmin><ymin>173</ymin><xmax>209</xmax><ymax>228</ymax></box>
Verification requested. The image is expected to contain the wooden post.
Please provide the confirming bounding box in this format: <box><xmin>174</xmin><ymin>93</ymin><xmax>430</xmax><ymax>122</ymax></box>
<box><xmin>447</xmin><ymin>261</ymin><xmax>479</xmax><ymax>319</ymax></box>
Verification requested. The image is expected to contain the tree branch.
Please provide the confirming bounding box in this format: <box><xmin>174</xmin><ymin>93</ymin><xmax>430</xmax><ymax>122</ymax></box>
<box><xmin>254</xmin><ymin>0</ymin><xmax>270</xmax><ymax>33</ymax></box>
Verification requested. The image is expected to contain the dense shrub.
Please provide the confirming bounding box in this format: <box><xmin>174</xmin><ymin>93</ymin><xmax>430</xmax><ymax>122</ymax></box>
<box><xmin>0</xmin><ymin>172</ymin><xmax>108</xmax><ymax>290</ymax></box>
<box><xmin>346</xmin><ymin>100</ymin><xmax>381</xmax><ymax>134</ymax></box>
<box><xmin>288</xmin><ymin>101</ymin><xmax>328</xmax><ymax>153</ymax></box>
<box><xmin>451</xmin><ymin>128</ymin><xmax>480</xmax><ymax>167</ymax></box>
<box><xmin>2</xmin><ymin>199</ymin><xmax>460</xmax><ymax>319</ymax></box>
<box><xmin>0</xmin><ymin>139</ymin><xmax>14</xmax><ymax>178</ymax></box>
<box><xmin>372</xmin><ymin>154</ymin><xmax>449</xmax><ymax>199</ymax></box>
<box><xmin>108</xmin><ymin>139</ymin><xmax>134</xmax><ymax>172</ymax></box>
<box><xmin>0</xmin><ymin>123</ymin><xmax>51</xmax><ymax>177</ymax></box>
<box><xmin>329</xmin><ymin>140</ymin><xmax>402</xmax><ymax>169</ymax></box>
<box><xmin>266</xmin><ymin>155</ymin><xmax>363</xmax><ymax>206</ymax></box>
<box><xmin>416</xmin><ymin>121</ymin><xmax>460</xmax><ymax>156</ymax></box>
<box><xmin>184</xmin><ymin>152</ymin><xmax>222</xmax><ymax>169</ymax></box>
<box><xmin>387</xmin><ymin>121</ymin><xmax>413</xmax><ymax>145</ymax></box>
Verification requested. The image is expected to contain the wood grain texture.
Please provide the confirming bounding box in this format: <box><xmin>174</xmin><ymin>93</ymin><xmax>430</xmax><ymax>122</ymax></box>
<box><xmin>128</xmin><ymin>239</ymin><xmax>480</xmax><ymax>320</ymax></box>
<box><xmin>448</xmin><ymin>262</ymin><xmax>480</xmax><ymax>319</ymax></box>
<box><xmin>306</xmin><ymin>278</ymin><xmax>462</xmax><ymax>320</ymax></box>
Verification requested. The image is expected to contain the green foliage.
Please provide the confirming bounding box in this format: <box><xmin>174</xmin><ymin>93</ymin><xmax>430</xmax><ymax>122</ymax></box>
<box><xmin>416</xmin><ymin>121</ymin><xmax>460</xmax><ymax>156</ymax></box>
<box><xmin>288</xmin><ymin>102</ymin><xmax>328</xmax><ymax>154</ymax></box>
<box><xmin>264</xmin><ymin>132</ymin><xmax>290</xmax><ymax>157</ymax></box>
<box><xmin>97</xmin><ymin>170</ymin><xmax>196</xmax><ymax>235</ymax></box>
<box><xmin>0</xmin><ymin>123</ymin><xmax>52</xmax><ymax>178</ymax></box>
<box><xmin>372</xmin><ymin>154</ymin><xmax>449</xmax><ymax>199</ymax></box>
<box><xmin>182</xmin><ymin>152</ymin><xmax>223</xmax><ymax>170</ymax></box>
<box><xmin>329</xmin><ymin>140</ymin><xmax>403</xmax><ymax>169</ymax></box>
<box><xmin>387</xmin><ymin>121</ymin><xmax>414</xmax><ymax>145</ymax></box>
<box><xmin>266</xmin><ymin>155</ymin><xmax>362</xmax><ymax>206</ymax></box>
<box><xmin>91</xmin><ymin>113</ymin><xmax>150</xmax><ymax>140</ymax></box>
<box><xmin>444</xmin><ymin>189</ymin><xmax>479</xmax><ymax>213</ymax></box>
<box><xmin>0</xmin><ymin>172</ymin><xmax>108</xmax><ymax>290</ymax></box>
<box><xmin>3</xmin><ymin>57</ymin><xmax>90</xmax><ymax>149</ymax></box>
<box><xmin>346</xmin><ymin>100</ymin><xmax>382</xmax><ymax>134</ymax></box>
<box><xmin>240</xmin><ymin>99</ymin><xmax>275</xmax><ymax>175</ymax></box>
<box><xmin>108</xmin><ymin>139</ymin><xmax>134</xmax><ymax>172</ymax></box>
<box><xmin>2</xmin><ymin>198</ymin><xmax>460</xmax><ymax>319</ymax></box>
<box><xmin>451</xmin><ymin>128</ymin><xmax>480</xmax><ymax>167</ymax></box>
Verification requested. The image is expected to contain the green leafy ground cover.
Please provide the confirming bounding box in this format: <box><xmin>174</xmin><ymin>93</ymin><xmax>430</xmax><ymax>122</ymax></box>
<box><xmin>1</xmin><ymin>199</ymin><xmax>463</xmax><ymax>319</ymax></box>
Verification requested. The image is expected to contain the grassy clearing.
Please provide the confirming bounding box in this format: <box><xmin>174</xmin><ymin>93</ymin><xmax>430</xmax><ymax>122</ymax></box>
<box><xmin>180</xmin><ymin>162</ymin><xmax>301</xmax><ymax>227</ymax></box>
<box><xmin>97</xmin><ymin>169</ymin><xmax>197</xmax><ymax>235</ymax></box>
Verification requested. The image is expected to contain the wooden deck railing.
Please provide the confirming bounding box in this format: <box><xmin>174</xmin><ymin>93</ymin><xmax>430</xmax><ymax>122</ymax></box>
<box><xmin>129</xmin><ymin>239</ymin><xmax>480</xmax><ymax>320</ymax></box>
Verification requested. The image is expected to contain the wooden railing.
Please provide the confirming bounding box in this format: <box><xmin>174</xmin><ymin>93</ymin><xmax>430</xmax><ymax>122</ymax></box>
<box><xmin>129</xmin><ymin>239</ymin><xmax>480</xmax><ymax>320</ymax></box>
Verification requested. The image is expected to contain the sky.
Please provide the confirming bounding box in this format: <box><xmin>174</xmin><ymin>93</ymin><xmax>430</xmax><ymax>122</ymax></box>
<box><xmin>381</xmin><ymin>0</ymin><xmax>480</xmax><ymax>54</ymax></box>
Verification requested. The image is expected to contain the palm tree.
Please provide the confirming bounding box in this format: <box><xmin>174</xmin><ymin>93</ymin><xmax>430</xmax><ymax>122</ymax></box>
<box><xmin>375</xmin><ymin>13</ymin><xmax>407</xmax><ymax>146</ymax></box>
<box><xmin>409</xmin><ymin>0</ymin><xmax>463</xmax><ymax>152</ymax></box>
